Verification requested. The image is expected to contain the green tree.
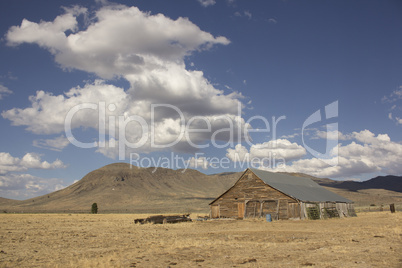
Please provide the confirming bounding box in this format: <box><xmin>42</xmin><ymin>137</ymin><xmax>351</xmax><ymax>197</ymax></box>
<box><xmin>91</xmin><ymin>203</ymin><xmax>98</xmax><ymax>214</ymax></box>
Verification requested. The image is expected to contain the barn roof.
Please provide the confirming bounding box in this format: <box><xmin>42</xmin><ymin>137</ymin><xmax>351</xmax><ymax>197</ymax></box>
<box><xmin>249</xmin><ymin>168</ymin><xmax>352</xmax><ymax>203</ymax></box>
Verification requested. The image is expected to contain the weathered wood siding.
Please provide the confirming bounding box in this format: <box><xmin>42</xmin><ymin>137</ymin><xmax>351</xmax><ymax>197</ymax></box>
<box><xmin>210</xmin><ymin>169</ymin><xmax>296</xmax><ymax>219</ymax></box>
<box><xmin>211</xmin><ymin>205</ymin><xmax>219</xmax><ymax>218</ymax></box>
<box><xmin>288</xmin><ymin>202</ymin><xmax>301</xmax><ymax>219</ymax></box>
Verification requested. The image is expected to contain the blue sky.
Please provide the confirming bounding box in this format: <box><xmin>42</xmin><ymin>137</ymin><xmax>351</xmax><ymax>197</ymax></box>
<box><xmin>0</xmin><ymin>0</ymin><xmax>401</xmax><ymax>199</ymax></box>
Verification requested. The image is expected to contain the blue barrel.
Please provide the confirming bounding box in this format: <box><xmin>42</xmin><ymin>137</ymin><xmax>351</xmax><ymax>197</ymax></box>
<box><xmin>266</xmin><ymin>214</ymin><xmax>272</xmax><ymax>222</ymax></box>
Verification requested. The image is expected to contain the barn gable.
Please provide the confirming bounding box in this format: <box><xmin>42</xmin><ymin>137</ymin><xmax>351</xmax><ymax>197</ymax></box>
<box><xmin>210</xmin><ymin>168</ymin><xmax>354</xmax><ymax>220</ymax></box>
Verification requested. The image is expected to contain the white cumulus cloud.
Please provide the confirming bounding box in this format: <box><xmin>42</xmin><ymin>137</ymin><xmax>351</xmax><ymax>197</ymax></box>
<box><xmin>6</xmin><ymin>5</ymin><xmax>229</xmax><ymax>79</ymax></box>
<box><xmin>2</xmin><ymin>79</ymin><xmax>247</xmax><ymax>158</ymax></box>
<box><xmin>250</xmin><ymin>139</ymin><xmax>306</xmax><ymax>162</ymax></box>
<box><xmin>0</xmin><ymin>152</ymin><xmax>67</xmax><ymax>199</ymax></box>
<box><xmin>259</xmin><ymin>130</ymin><xmax>402</xmax><ymax>179</ymax></box>
<box><xmin>198</xmin><ymin>0</ymin><xmax>216</xmax><ymax>7</ymax></box>
<box><xmin>3</xmin><ymin>4</ymin><xmax>246</xmax><ymax>158</ymax></box>
<box><xmin>187</xmin><ymin>156</ymin><xmax>210</xmax><ymax>170</ymax></box>
<box><xmin>226</xmin><ymin>139</ymin><xmax>306</xmax><ymax>163</ymax></box>
<box><xmin>226</xmin><ymin>144</ymin><xmax>250</xmax><ymax>162</ymax></box>
<box><xmin>0</xmin><ymin>152</ymin><xmax>66</xmax><ymax>175</ymax></box>
<box><xmin>0</xmin><ymin>173</ymin><xmax>65</xmax><ymax>199</ymax></box>
<box><xmin>0</xmin><ymin>85</ymin><xmax>12</xmax><ymax>100</ymax></box>
<box><xmin>2</xmin><ymin>80</ymin><xmax>128</xmax><ymax>134</ymax></box>
<box><xmin>314</xmin><ymin>130</ymin><xmax>351</xmax><ymax>140</ymax></box>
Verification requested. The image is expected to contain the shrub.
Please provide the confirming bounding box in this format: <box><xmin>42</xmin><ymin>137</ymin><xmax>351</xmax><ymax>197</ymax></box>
<box><xmin>91</xmin><ymin>203</ymin><xmax>98</xmax><ymax>214</ymax></box>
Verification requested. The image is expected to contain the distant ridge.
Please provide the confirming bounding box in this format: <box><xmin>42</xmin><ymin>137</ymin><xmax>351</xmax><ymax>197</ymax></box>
<box><xmin>282</xmin><ymin>173</ymin><xmax>402</xmax><ymax>193</ymax></box>
<box><xmin>318</xmin><ymin>175</ymin><xmax>402</xmax><ymax>193</ymax></box>
<box><xmin>0</xmin><ymin>164</ymin><xmax>401</xmax><ymax>213</ymax></box>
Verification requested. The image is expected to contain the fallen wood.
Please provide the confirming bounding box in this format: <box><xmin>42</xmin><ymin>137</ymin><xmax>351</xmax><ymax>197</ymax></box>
<box><xmin>134</xmin><ymin>214</ymin><xmax>192</xmax><ymax>224</ymax></box>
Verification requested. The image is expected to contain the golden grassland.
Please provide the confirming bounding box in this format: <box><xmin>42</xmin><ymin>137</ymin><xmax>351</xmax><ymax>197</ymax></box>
<box><xmin>0</xmin><ymin>212</ymin><xmax>401</xmax><ymax>268</ymax></box>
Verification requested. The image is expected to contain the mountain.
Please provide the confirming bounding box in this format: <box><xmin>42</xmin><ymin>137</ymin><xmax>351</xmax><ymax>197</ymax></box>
<box><xmin>0</xmin><ymin>163</ymin><xmax>241</xmax><ymax>213</ymax></box>
<box><xmin>0</xmin><ymin>197</ymin><xmax>20</xmax><ymax>206</ymax></box>
<box><xmin>318</xmin><ymin>175</ymin><xmax>402</xmax><ymax>193</ymax></box>
<box><xmin>280</xmin><ymin>172</ymin><xmax>338</xmax><ymax>185</ymax></box>
<box><xmin>282</xmin><ymin>172</ymin><xmax>402</xmax><ymax>206</ymax></box>
<box><xmin>0</xmin><ymin>164</ymin><xmax>401</xmax><ymax>213</ymax></box>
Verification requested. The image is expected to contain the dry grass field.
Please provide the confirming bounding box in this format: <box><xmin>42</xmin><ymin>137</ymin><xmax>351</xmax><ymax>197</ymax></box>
<box><xmin>0</xmin><ymin>212</ymin><xmax>401</xmax><ymax>268</ymax></box>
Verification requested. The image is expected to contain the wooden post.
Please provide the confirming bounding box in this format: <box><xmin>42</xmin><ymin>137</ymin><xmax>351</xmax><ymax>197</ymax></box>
<box><xmin>276</xmin><ymin>200</ymin><xmax>280</xmax><ymax>220</ymax></box>
<box><xmin>244</xmin><ymin>201</ymin><xmax>247</xmax><ymax>219</ymax></box>
<box><xmin>260</xmin><ymin>201</ymin><xmax>264</xmax><ymax>218</ymax></box>
<box><xmin>390</xmin><ymin>203</ymin><xmax>396</xmax><ymax>213</ymax></box>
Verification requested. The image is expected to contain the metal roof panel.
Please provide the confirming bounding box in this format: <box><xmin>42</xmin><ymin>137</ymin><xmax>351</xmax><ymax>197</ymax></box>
<box><xmin>250</xmin><ymin>168</ymin><xmax>352</xmax><ymax>203</ymax></box>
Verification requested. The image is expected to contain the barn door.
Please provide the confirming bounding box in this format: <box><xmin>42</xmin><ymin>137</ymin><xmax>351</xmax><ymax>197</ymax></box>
<box><xmin>288</xmin><ymin>203</ymin><xmax>301</xmax><ymax>219</ymax></box>
<box><xmin>237</xmin><ymin>203</ymin><xmax>245</xmax><ymax>219</ymax></box>
<box><xmin>211</xmin><ymin>205</ymin><xmax>220</xmax><ymax>218</ymax></box>
<box><xmin>261</xmin><ymin>200</ymin><xmax>278</xmax><ymax>220</ymax></box>
<box><xmin>245</xmin><ymin>201</ymin><xmax>261</xmax><ymax>218</ymax></box>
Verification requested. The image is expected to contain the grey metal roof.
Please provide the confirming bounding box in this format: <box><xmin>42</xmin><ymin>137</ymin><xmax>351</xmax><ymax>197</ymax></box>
<box><xmin>250</xmin><ymin>168</ymin><xmax>352</xmax><ymax>203</ymax></box>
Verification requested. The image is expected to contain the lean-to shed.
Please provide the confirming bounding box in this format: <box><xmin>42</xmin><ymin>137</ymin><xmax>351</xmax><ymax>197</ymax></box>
<box><xmin>209</xmin><ymin>168</ymin><xmax>355</xmax><ymax>220</ymax></box>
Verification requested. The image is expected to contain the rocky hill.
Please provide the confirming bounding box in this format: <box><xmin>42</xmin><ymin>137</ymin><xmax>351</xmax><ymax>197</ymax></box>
<box><xmin>0</xmin><ymin>163</ymin><xmax>240</xmax><ymax>213</ymax></box>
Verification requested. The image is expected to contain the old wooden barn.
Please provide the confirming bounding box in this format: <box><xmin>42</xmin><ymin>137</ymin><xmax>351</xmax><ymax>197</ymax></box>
<box><xmin>209</xmin><ymin>168</ymin><xmax>355</xmax><ymax>220</ymax></box>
